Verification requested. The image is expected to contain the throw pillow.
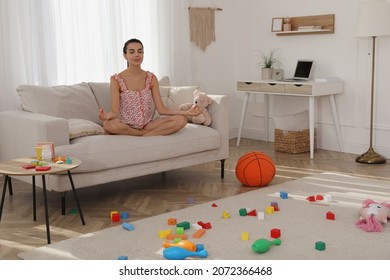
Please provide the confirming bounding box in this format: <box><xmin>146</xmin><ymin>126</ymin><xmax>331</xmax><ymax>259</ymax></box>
<box><xmin>153</xmin><ymin>85</ymin><xmax>199</xmax><ymax>119</ymax></box>
<box><xmin>68</xmin><ymin>119</ymin><xmax>105</xmax><ymax>140</ymax></box>
<box><xmin>17</xmin><ymin>82</ymin><xmax>101</xmax><ymax>124</ymax></box>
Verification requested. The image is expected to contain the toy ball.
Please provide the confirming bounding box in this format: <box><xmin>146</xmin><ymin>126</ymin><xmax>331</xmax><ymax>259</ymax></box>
<box><xmin>235</xmin><ymin>151</ymin><xmax>276</xmax><ymax>187</ymax></box>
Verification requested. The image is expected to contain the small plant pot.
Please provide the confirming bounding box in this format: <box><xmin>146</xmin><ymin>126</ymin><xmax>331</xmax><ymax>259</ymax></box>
<box><xmin>262</xmin><ymin>68</ymin><xmax>273</xmax><ymax>80</ymax></box>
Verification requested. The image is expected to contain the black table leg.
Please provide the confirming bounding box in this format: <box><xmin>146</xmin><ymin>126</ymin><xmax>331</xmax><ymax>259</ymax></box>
<box><xmin>67</xmin><ymin>171</ymin><xmax>85</xmax><ymax>225</ymax></box>
<box><xmin>7</xmin><ymin>176</ymin><xmax>13</xmax><ymax>195</ymax></box>
<box><xmin>41</xmin><ymin>175</ymin><xmax>51</xmax><ymax>244</ymax></box>
<box><xmin>32</xmin><ymin>176</ymin><xmax>36</xmax><ymax>221</ymax></box>
<box><xmin>0</xmin><ymin>175</ymin><xmax>9</xmax><ymax>221</ymax></box>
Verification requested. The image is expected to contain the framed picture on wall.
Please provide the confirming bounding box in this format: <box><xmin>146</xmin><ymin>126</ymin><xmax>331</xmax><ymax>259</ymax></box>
<box><xmin>272</xmin><ymin>18</ymin><xmax>284</xmax><ymax>32</ymax></box>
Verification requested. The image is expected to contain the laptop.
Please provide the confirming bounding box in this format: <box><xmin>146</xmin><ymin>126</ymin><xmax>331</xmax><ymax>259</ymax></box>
<box><xmin>282</xmin><ymin>59</ymin><xmax>314</xmax><ymax>82</ymax></box>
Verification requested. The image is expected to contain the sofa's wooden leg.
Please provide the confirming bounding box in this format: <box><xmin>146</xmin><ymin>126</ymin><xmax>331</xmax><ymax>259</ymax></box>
<box><xmin>61</xmin><ymin>192</ymin><xmax>66</xmax><ymax>215</ymax></box>
<box><xmin>220</xmin><ymin>159</ymin><xmax>225</xmax><ymax>179</ymax></box>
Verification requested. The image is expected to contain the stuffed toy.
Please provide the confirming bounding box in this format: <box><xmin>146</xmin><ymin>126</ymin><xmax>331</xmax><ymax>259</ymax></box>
<box><xmin>179</xmin><ymin>90</ymin><xmax>212</xmax><ymax>126</ymax></box>
<box><xmin>356</xmin><ymin>199</ymin><xmax>390</xmax><ymax>232</ymax></box>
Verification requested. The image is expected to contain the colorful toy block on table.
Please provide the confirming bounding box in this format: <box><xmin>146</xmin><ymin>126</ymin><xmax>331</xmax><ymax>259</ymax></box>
<box><xmin>241</xmin><ymin>231</ymin><xmax>249</xmax><ymax>241</ymax></box>
<box><xmin>306</xmin><ymin>195</ymin><xmax>316</xmax><ymax>202</ymax></box>
<box><xmin>315</xmin><ymin>241</ymin><xmax>326</xmax><ymax>251</ymax></box>
<box><xmin>111</xmin><ymin>213</ymin><xmax>120</xmax><ymax>222</ymax></box>
<box><xmin>122</xmin><ymin>222</ymin><xmax>134</xmax><ymax>231</ymax></box>
<box><xmin>163</xmin><ymin>240</ymin><xmax>197</xmax><ymax>251</ymax></box>
<box><xmin>198</xmin><ymin>221</ymin><xmax>212</xmax><ymax>229</ymax></box>
<box><xmin>66</xmin><ymin>157</ymin><xmax>73</xmax><ymax>164</ymax></box>
<box><xmin>177</xmin><ymin>221</ymin><xmax>190</xmax><ymax>230</ymax></box>
<box><xmin>120</xmin><ymin>211</ymin><xmax>129</xmax><ymax>219</ymax></box>
<box><xmin>158</xmin><ymin>229</ymin><xmax>172</xmax><ymax>239</ymax></box>
<box><xmin>270</xmin><ymin>228</ymin><xmax>281</xmax><ymax>238</ymax></box>
<box><xmin>279</xmin><ymin>191</ymin><xmax>288</xmax><ymax>199</ymax></box>
<box><xmin>257</xmin><ymin>211</ymin><xmax>265</xmax><ymax>220</ymax></box>
<box><xmin>251</xmin><ymin>238</ymin><xmax>281</xmax><ymax>254</ymax></box>
<box><xmin>166</xmin><ymin>234</ymin><xmax>187</xmax><ymax>240</ymax></box>
<box><xmin>222</xmin><ymin>210</ymin><xmax>231</xmax><ymax>219</ymax></box>
<box><xmin>326</xmin><ymin>211</ymin><xmax>335</xmax><ymax>220</ymax></box>
<box><xmin>176</xmin><ymin>227</ymin><xmax>184</xmax><ymax>235</ymax></box>
<box><xmin>110</xmin><ymin>211</ymin><xmax>118</xmax><ymax>219</ymax></box>
<box><xmin>324</xmin><ymin>194</ymin><xmax>333</xmax><ymax>202</ymax></box>
<box><xmin>239</xmin><ymin>208</ymin><xmax>247</xmax><ymax>216</ymax></box>
<box><xmin>265</xmin><ymin>206</ymin><xmax>275</xmax><ymax>214</ymax></box>
<box><xmin>168</xmin><ymin>218</ymin><xmax>177</xmax><ymax>226</ymax></box>
<box><xmin>36</xmin><ymin>166</ymin><xmax>51</xmax><ymax>171</ymax></box>
<box><xmin>191</xmin><ymin>223</ymin><xmax>202</xmax><ymax>230</ymax></box>
<box><xmin>193</xmin><ymin>228</ymin><xmax>206</xmax><ymax>238</ymax></box>
<box><xmin>163</xmin><ymin>246</ymin><xmax>208</xmax><ymax>260</ymax></box>
<box><xmin>247</xmin><ymin>209</ymin><xmax>257</xmax><ymax>216</ymax></box>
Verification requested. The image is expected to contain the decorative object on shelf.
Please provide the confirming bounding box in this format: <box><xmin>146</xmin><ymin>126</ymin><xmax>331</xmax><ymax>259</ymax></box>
<box><xmin>271</xmin><ymin>17</ymin><xmax>283</xmax><ymax>32</ymax></box>
<box><xmin>188</xmin><ymin>1</ymin><xmax>222</xmax><ymax>51</ymax></box>
<box><xmin>283</xmin><ymin>17</ymin><xmax>291</xmax><ymax>31</ymax></box>
<box><xmin>355</xmin><ymin>0</ymin><xmax>390</xmax><ymax>164</ymax></box>
<box><xmin>257</xmin><ymin>49</ymin><xmax>280</xmax><ymax>80</ymax></box>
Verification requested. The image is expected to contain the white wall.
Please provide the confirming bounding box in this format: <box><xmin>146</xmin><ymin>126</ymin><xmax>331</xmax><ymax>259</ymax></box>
<box><xmin>188</xmin><ymin>0</ymin><xmax>390</xmax><ymax>159</ymax></box>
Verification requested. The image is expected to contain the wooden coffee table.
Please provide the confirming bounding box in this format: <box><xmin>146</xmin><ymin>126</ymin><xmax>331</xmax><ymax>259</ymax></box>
<box><xmin>0</xmin><ymin>158</ymin><xmax>85</xmax><ymax>244</ymax></box>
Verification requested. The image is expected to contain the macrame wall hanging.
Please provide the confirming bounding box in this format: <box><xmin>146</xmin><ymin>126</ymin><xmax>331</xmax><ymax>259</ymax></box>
<box><xmin>188</xmin><ymin>0</ymin><xmax>222</xmax><ymax>51</ymax></box>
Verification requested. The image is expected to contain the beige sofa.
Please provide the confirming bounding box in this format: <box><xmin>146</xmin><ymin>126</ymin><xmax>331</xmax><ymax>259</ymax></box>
<box><xmin>0</xmin><ymin>78</ymin><xmax>229</xmax><ymax>211</ymax></box>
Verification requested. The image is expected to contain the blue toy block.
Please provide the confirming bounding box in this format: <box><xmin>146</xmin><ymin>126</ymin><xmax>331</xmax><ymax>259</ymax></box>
<box><xmin>280</xmin><ymin>191</ymin><xmax>288</xmax><ymax>199</ymax></box>
<box><xmin>121</xmin><ymin>211</ymin><xmax>129</xmax><ymax>219</ymax></box>
<box><xmin>122</xmin><ymin>222</ymin><xmax>135</xmax><ymax>231</ymax></box>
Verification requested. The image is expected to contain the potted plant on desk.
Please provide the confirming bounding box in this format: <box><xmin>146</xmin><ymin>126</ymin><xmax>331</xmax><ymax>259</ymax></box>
<box><xmin>257</xmin><ymin>49</ymin><xmax>279</xmax><ymax>80</ymax></box>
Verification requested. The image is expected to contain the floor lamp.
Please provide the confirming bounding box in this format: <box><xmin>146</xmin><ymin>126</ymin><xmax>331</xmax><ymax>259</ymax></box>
<box><xmin>355</xmin><ymin>0</ymin><xmax>390</xmax><ymax>164</ymax></box>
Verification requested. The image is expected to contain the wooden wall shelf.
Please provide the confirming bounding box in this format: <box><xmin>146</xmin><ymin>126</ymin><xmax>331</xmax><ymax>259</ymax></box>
<box><xmin>276</xmin><ymin>14</ymin><xmax>335</xmax><ymax>36</ymax></box>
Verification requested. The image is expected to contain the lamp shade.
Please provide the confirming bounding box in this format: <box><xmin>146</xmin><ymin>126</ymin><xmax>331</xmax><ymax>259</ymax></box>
<box><xmin>356</xmin><ymin>0</ymin><xmax>390</xmax><ymax>37</ymax></box>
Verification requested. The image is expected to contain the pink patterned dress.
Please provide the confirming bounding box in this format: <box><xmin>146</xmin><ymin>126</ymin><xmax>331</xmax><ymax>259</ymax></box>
<box><xmin>112</xmin><ymin>71</ymin><xmax>154</xmax><ymax>129</ymax></box>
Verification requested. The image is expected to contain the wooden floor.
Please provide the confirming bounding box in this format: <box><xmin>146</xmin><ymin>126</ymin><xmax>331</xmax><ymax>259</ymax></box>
<box><xmin>1</xmin><ymin>138</ymin><xmax>389</xmax><ymax>259</ymax></box>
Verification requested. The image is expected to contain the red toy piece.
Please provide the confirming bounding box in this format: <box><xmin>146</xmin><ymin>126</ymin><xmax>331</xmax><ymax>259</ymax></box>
<box><xmin>247</xmin><ymin>209</ymin><xmax>257</xmax><ymax>216</ymax></box>
<box><xmin>35</xmin><ymin>166</ymin><xmax>51</xmax><ymax>171</ymax></box>
<box><xmin>212</xmin><ymin>203</ymin><xmax>218</xmax><ymax>207</ymax></box>
<box><xmin>111</xmin><ymin>213</ymin><xmax>120</xmax><ymax>222</ymax></box>
<box><xmin>23</xmin><ymin>164</ymin><xmax>35</xmax><ymax>169</ymax></box>
<box><xmin>306</xmin><ymin>196</ymin><xmax>316</xmax><ymax>202</ymax></box>
<box><xmin>270</xmin><ymin>228</ymin><xmax>281</xmax><ymax>238</ymax></box>
<box><xmin>326</xmin><ymin>211</ymin><xmax>335</xmax><ymax>220</ymax></box>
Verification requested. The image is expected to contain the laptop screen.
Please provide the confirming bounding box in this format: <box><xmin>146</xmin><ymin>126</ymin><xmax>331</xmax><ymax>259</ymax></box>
<box><xmin>294</xmin><ymin>60</ymin><xmax>314</xmax><ymax>79</ymax></box>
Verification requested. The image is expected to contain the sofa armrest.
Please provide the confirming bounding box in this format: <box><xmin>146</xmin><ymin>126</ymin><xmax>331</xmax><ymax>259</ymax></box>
<box><xmin>0</xmin><ymin>110</ymin><xmax>69</xmax><ymax>161</ymax></box>
<box><xmin>207</xmin><ymin>94</ymin><xmax>229</xmax><ymax>157</ymax></box>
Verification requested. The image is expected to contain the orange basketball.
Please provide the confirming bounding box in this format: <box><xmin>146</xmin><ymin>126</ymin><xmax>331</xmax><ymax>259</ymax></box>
<box><xmin>235</xmin><ymin>151</ymin><xmax>276</xmax><ymax>187</ymax></box>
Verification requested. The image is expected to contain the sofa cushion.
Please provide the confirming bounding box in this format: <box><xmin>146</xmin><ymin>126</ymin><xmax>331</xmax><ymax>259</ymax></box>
<box><xmin>17</xmin><ymin>83</ymin><xmax>101</xmax><ymax>124</ymax></box>
<box><xmin>55</xmin><ymin>124</ymin><xmax>221</xmax><ymax>173</ymax></box>
<box><xmin>68</xmin><ymin>119</ymin><xmax>105</xmax><ymax>140</ymax></box>
<box><xmin>154</xmin><ymin>85</ymin><xmax>199</xmax><ymax>119</ymax></box>
<box><xmin>88</xmin><ymin>82</ymin><xmax>111</xmax><ymax>113</ymax></box>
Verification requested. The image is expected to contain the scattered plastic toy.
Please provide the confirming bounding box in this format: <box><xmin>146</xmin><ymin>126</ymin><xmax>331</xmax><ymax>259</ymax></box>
<box><xmin>163</xmin><ymin>246</ymin><xmax>208</xmax><ymax>260</ymax></box>
<box><xmin>251</xmin><ymin>238</ymin><xmax>281</xmax><ymax>254</ymax></box>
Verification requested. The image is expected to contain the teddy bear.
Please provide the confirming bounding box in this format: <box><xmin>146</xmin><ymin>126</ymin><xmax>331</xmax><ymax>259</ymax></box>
<box><xmin>179</xmin><ymin>90</ymin><xmax>212</xmax><ymax>126</ymax></box>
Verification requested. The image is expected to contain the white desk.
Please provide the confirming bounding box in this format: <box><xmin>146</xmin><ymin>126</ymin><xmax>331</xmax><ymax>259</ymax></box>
<box><xmin>236</xmin><ymin>79</ymin><xmax>344</xmax><ymax>159</ymax></box>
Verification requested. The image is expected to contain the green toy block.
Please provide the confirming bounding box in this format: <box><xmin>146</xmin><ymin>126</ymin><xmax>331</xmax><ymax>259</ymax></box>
<box><xmin>315</xmin><ymin>241</ymin><xmax>326</xmax><ymax>251</ymax></box>
<box><xmin>176</xmin><ymin>227</ymin><xmax>184</xmax><ymax>235</ymax></box>
<box><xmin>176</xmin><ymin>221</ymin><xmax>190</xmax><ymax>230</ymax></box>
<box><xmin>239</xmin><ymin>208</ymin><xmax>247</xmax><ymax>216</ymax></box>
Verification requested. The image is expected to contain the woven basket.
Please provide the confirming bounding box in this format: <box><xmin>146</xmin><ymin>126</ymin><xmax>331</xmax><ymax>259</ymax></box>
<box><xmin>274</xmin><ymin>129</ymin><xmax>316</xmax><ymax>154</ymax></box>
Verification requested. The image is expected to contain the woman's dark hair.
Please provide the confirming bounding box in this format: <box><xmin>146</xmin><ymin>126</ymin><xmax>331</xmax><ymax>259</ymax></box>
<box><xmin>123</xmin><ymin>38</ymin><xmax>144</xmax><ymax>54</ymax></box>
